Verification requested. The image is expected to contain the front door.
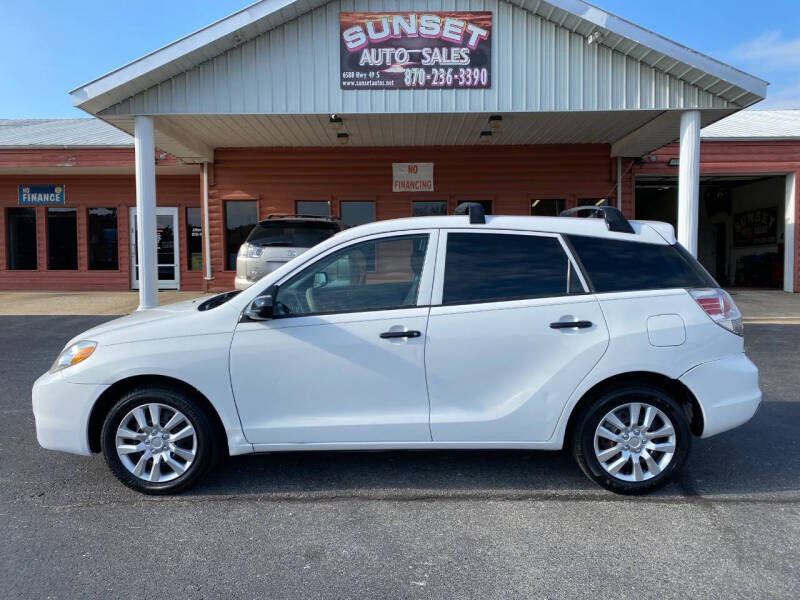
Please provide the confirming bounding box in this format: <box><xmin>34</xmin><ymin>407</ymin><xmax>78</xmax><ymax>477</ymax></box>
<box><xmin>425</xmin><ymin>229</ymin><xmax>610</xmax><ymax>442</ymax></box>
<box><xmin>229</xmin><ymin>231</ymin><xmax>437</xmax><ymax>445</ymax></box>
<box><xmin>129</xmin><ymin>207</ymin><xmax>180</xmax><ymax>290</ymax></box>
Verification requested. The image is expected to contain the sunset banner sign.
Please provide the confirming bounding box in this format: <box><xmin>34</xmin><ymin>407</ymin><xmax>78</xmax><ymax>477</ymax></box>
<box><xmin>340</xmin><ymin>12</ymin><xmax>492</xmax><ymax>90</ymax></box>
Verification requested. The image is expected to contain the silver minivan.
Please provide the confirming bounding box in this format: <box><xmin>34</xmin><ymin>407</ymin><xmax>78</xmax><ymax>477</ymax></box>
<box><xmin>234</xmin><ymin>215</ymin><xmax>343</xmax><ymax>290</ymax></box>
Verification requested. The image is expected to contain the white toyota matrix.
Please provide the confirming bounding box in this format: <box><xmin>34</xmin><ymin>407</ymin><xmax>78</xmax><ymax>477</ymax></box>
<box><xmin>33</xmin><ymin>204</ymin><xmax>761</xmax><ymax>495</ymax></box>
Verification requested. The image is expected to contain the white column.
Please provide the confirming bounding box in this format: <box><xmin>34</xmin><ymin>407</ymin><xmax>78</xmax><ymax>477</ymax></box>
<box><xmin>785</xmin><ymin>172</ymin><xmax>796</xmax><ymax>293</ymax></box>
<box><xmin>677</xmin><ymin>110</ymin><xmax>701</xmax><ymax>255</ymax></box>
<box><xmin>202</xmin><ymin>162</ymin><xmax>213</xmax><ymax>285</ymax></box>
<box><xmin>134</xmin><ymin>116</ymin><xmax>158</xmax><ymax>310</ymax></box>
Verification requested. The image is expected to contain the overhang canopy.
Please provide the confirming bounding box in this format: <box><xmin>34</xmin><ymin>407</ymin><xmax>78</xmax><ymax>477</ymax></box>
<box><xmin>70</xmin><ymin>0</ymin><xmax>768</xmax><ymax>161</ymax></box>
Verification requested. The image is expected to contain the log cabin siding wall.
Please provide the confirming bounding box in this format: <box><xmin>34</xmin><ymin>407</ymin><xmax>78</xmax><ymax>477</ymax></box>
<box><xmin>207</xmin><ymin>144</ymin><xmax>620</xmax><ymax>290</ymax></box>
<box><xmin>0</xmin><ymin>174</ymin><xmax>201</xmax><ymax>291</ymax></box>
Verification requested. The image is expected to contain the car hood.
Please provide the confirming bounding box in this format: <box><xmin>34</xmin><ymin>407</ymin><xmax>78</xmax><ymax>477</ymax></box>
<box><xmin>65</xmin><ymin>297</ymin><xmax>214</xmax><ymax>347</ymax></box>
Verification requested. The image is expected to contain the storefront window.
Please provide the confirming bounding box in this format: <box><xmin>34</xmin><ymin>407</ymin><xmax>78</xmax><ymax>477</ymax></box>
<box><xmin>186</xmin><ymin>207</ymin><xmax>202</xmax><ymax>270</ymax></box>
<box><xmin>225</xmin><ymin>201</ymin><xmax>258</xmax><ymax>270</ymax></box>
<box><xmin>412</xmin><ymin>201</ymin><xmax>446</xmax><ymax>217</ymax></box>
<box><xmin>87</xmin><ymin>207</ymin><xmax>118</xmax><ymax>270</ymax></box>
<box><xmin>340</xmin><ymin>201</ymin><xmax>375</xmax><ymax>227</ymax></box>
<box><xmin>296</xmin><ymin>201</ymin><xmax>330</xmax><ymax>217</ymax></box>
<box><xmin>47</xmin><ymin>207</ymin><xmax>77</xmax><ymax>270</ymax></box>
<box><xmin>530</xmin><ymin>199</ymin><xmax>565</xmax><ymax>216</ymax></box>
<box><xmin>6</xmin><ymin>207</ymin><xmax>37</xmax><ymax>270</ymax></box>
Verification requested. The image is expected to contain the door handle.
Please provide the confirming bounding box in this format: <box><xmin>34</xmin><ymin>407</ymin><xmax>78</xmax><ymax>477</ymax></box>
<box><xmin>550</xmin><ymin>321</ymin><xmax>593</xmax><ymax>329</ymax></box>
<box><xmin>380</xmin><ymin>330</ymin><xmax>421</xmax><ymax>339</ymax></box>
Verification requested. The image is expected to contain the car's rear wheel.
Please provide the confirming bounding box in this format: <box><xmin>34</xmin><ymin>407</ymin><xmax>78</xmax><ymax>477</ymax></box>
<box><xmin>101</xmin><ymin>385</ymin><xmax>218</xmax><ymax>494</ymax></box>
<box><xmin>572</xmin><ymin>384</ymin><xmax>691</xmax><ymax>494</ymax></box>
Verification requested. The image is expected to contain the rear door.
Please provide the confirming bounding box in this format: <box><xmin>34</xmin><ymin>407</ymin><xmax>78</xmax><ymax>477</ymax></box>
<box><xmin>425</xmin><ymin>229</ymin><xmax>609</xmax><ymax>442</ymax></box>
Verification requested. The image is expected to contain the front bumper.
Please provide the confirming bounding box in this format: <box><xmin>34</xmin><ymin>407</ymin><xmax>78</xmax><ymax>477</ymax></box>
<box><xmin>680</xmin><ymin>353</ymin><xmax>761</xmax><ymax>438</ymax></box>
<box><xmin>32</xmin><ymin>370</ymin><xmax>109</xmax><ymax>455</ymax></box>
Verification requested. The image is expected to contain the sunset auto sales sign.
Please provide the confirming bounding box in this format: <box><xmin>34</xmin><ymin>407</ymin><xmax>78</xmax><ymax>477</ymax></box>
<box><xmin>340</xmin><ymin>12</ymin><xmax>492</xmax><ymax>90</ymax></box>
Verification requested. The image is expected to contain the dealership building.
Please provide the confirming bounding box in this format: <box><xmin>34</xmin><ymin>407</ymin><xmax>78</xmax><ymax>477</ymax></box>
<box><xmin>1</xmin><ymin>0</ymin><xmax>797</xmax><ymax>302</ymax></box>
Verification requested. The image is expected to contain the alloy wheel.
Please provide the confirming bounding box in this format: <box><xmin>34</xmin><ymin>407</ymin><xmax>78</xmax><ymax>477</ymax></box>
<box><xmin>115</xmin><ymin>402</ymin><xmax>197</xmax><ymax>483</ymax></box>
<box><xmin>593</xmin><ymin>401</ymin><xmax>676</xmax><ymax>482</ymax></box>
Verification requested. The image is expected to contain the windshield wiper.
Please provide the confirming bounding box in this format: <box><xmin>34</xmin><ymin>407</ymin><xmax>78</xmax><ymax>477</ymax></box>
<box><xmin>255</xmin><ymin>241</ymin><xmax>293</xmax><ymax>247</ymax></box>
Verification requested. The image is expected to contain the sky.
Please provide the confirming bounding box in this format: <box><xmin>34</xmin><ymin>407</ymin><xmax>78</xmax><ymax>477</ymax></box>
<box><xmin>0</xmin><ymin>0</ymin><xmax>798</xmax><ymax>118</ymax></box>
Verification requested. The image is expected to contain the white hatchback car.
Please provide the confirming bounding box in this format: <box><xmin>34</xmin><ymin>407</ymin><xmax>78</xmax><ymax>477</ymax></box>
<box><xmin>33</xmin><ymin>204</ymin><xmax>761</xmax><ymax>495</ymax></box>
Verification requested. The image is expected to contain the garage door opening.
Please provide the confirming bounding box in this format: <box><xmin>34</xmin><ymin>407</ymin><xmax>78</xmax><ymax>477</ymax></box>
<box><xmin>636</xmin><ymin>175</ymin><xmax>787</xmax><ymax>288</ymax></box>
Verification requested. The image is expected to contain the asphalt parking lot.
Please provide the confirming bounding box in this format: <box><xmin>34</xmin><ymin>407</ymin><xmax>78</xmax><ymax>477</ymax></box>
<box><xmin>2</xmin><ymin>314</ymin><xmax>799</xmax><ymax>599</ymax></box>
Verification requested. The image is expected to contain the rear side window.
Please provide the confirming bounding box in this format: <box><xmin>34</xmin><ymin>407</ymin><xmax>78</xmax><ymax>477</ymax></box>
<box><xmin>566</xmin><ymin>235</ymin><xmax>716</xmax><ymax>293</ymax></box>
<box><xmin>443</xmin><ymin>233</ymin><xmax>583</xmax><ymax>305</ymax></box>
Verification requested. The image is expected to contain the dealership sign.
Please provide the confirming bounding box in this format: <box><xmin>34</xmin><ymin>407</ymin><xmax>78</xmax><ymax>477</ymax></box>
<box><xmin>340</xmin><ymin>12</ymin><xmax>492</xmax><ymax>90</ymax></box>
<box><xmin>733</xmin><ymin>207</ymin><xmax>778</xmax><ymax>247</ymax></box>
<box><xmin>393</xmin><ymin>163</ymin><xmax>434</xmax><ymax>192</ymax></box>
<box><xmin>18</xmin><ymin>185</ymin><xmax>65</xmax><ymax>205</ymax></box>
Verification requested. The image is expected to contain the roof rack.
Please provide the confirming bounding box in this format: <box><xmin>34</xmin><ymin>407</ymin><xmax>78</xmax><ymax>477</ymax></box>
<box><xmin>558</xmin><ymin>205</ymin><xmax>634</xmax><ymax>234</ymax></box>
<box><xmin>264</xmin><ymin>213</ymin><xmax>341</xmax><ymax>221</ymax></box>
<box><xmin>454</xmin><ymin>202</ymin><xmax>486</xmax><ymax>224</ymax></box>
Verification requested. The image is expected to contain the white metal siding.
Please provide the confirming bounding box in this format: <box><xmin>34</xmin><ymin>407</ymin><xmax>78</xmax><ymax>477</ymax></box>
<box><xmin>101</xmin><ymin>0</ymin><xmax>734</xmax><ymax>117</ymax></box>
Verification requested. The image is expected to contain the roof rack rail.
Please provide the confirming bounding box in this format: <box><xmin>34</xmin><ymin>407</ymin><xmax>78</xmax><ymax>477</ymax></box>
<box><xmin>454</xmin><ymin>202</ymin><xmax>486</xmax><ymax>224</ymax></box>
<box><xmin>264</xmin><ymin>213</ymin><xmax>341</xmax><ymax>221</ymax></box>
<box><xmin>558</xmin><ymin>205</ymin><xmax>634</xmax><ymax>234</ymax></box>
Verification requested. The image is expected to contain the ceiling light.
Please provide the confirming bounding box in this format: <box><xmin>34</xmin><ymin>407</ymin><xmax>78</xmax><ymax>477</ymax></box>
<box><xmin>488</xmin><ymin>115</ymin><xmax>503</xmax><ymax>130</ymax></box>
<box><xmin>668</xmin><ymin>158</ymin><xmax>680</xmax><ymax>167</ymax></box>
<box><xmin>329</xmin><ymin>114</ymin><xmax>344</xmax><ymax>130</ymax></box>
<box><xmin>531</xmin><ymin>199</ymin><xmax>541</xmax><ymax>208</ymax></box>
<box><xmin>336</xmin><ymin>132</ymin><xmax>349</xmax><ymax>145</ymax></box>
<box><xmin>594</xmin><ymin>198</ymin><xmax>608</xmax><ymax>206</ymax></box>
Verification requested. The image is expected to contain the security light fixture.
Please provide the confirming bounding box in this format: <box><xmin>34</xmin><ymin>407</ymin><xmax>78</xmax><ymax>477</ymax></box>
<box><xmin>489</xmin><ymin>115</ymin><xmax>503</xmax><ymax>130</ymax></box>
<box><xmin>668</xmin><ymin>158</ymin><xmax>680</xmax><ymax>167</ymax></box>
<box><xmin>336</xmin><ymin>132</ymin><xmax>349</xmax><ymax>145</ymax></box>
<box><xmin>329</xmin><ymin>115</ymin><xmax>344</xmax><ymax>130</ymax></box>
<box><xmin>586</xmin><ymin>30</ymin><xmax>605</xmax><ymax>45</ymax></box>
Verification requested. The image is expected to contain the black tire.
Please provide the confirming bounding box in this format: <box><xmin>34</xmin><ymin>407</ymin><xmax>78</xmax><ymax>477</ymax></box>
<box><xmin>571</xmin><ymin>383</ymin><xmax>691</xmax><ymax>495</ymax></box>
<box><xmin>101</xmin><ymin>385</ymin><xmax>219</xmax><ymax>494</ymax></box>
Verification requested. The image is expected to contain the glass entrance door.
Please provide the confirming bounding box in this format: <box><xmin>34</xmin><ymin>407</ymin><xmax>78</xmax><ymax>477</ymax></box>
<box><xmin>129</xmin><ymin>207</ymin><xmax>180</xmax><ymax>290</ymax></box>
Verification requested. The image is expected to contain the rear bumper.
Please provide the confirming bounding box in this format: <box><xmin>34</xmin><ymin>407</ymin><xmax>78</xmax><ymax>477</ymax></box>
<box><xmin>32</xmin><ymin>370</ymin><xmax>109</xmax><ymax>455</ymax></box>
<box><xmin>680</xmin><ymin>353</ymin><xmax>761</xmax><ymax>438</ymax></box>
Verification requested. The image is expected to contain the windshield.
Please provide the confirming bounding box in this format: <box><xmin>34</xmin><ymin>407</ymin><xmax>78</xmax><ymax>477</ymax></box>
<box><xmin>246</xmin><ymin>221</ymin><xmax>340</xmax><ymax>248</ymax></box>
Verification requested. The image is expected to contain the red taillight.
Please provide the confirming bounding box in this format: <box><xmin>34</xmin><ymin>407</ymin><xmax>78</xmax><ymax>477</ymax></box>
<box><xmin>689</xmin><ymin>288</ymin><xmax>743</xmax><ymax>336</ymax></box>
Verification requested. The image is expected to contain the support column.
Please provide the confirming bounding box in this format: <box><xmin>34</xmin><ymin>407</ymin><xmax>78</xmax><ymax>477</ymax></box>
<box><xmin>785</xmin><ymin>171</ymin><xmax>797</xmax><ymax>293</ymax></box>
<box><xmin>134</xmin><ymin>116</ymin><xmax>158</xmax><ymax>310</ymax></box>
<box><xmin>202</xmin><ymin>161</ymin><xmax>213</xmax><ymax>290</ymax></box>
<box><xmin>677</xmin><ymin>110</ymin><xmax>701</xmax><ymax>255</ymax></box>
<box><xmin>616</xmin><ymin>156</ymin><xmax>622</xmax><ymax>210</ymax></box>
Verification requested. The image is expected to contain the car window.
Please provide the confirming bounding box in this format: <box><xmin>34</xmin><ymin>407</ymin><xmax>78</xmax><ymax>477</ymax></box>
<box><xmin>442</xmin><ymin>232</ymin><xmax>582</xmax><ymax>305</ymax></box>
<box><xmin>274</xmin><ymin>234</ymin><xmax>429</xmax><ymax>316</ymax></box>
<box><xmin>566</xmin><ymin>235</ymin><xmax>717</xmax><ymax>293</ymax></box>
<box><xmin>246</xmin><ymin>221</ymin><xmax>340</xmax><ymax>248</ymax></box>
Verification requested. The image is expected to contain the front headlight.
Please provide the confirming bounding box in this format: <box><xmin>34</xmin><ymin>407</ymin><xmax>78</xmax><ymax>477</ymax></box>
<box><xmin>50</xmin><ymin>341</ymin><xmax>97</xmax><ymax>373</ymax></box>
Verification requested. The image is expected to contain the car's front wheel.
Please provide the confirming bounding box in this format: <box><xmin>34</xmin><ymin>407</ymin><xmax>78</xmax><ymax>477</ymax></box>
<box><xmin>101</xmin><ymin>385</ymin><xmax>218</xmax><ymax>494</ymax></box>
<box><xmin>572</xmin><ymin>384</ymin><xmax>691</xmax><ymax>494</ymax></box>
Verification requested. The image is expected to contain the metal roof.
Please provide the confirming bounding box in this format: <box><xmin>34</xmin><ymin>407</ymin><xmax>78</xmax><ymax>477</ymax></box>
<box><xmin>0</xmin><ymin>118</ymin><xmax>132</xmax><ymax>148</ymax></box>
<box><xmin>70</xmin><ymin>0</ymin><xmax>768</xmax><ymax>116</ymax></box>
<box><xmin>701</xmin><ymin>110</ymin><xmax>800</xmax><ymax>141</ymax></box>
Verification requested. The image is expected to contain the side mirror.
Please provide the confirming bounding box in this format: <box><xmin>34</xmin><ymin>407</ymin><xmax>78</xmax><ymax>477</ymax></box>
<box><xmin>313</xmin><ymin>272</ymin><xmax>328</xmax><ymax>288</ymax></box>
<box><xmin>244</xmin><ymin>294</ymin><xmax>274</xmax><ymax>321</ymax></box>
